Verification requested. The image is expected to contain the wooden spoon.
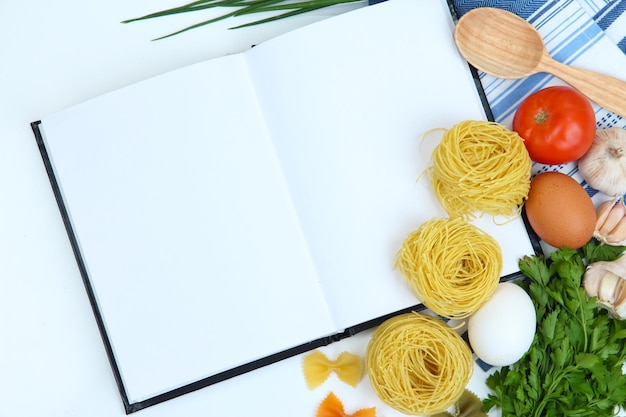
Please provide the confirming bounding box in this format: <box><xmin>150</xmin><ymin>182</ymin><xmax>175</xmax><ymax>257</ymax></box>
<box><xmin>454</xmin><ymin>7</ymin><xmax>626</xmax><ymax>118</ymax></box>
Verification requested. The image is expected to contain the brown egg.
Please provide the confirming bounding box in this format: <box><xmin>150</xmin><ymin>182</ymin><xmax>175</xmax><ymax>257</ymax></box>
<box><xmin>525</xmin><ymin>172</ymin><xmax>596</xmax><ymax>249</ymax></box>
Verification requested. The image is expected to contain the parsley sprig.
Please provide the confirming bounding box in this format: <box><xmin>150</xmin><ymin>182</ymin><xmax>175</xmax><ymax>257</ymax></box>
<box><xmin>483</xmin><ymin>241</ymin><xmax>626</xmax><ymax>417</ymax></box>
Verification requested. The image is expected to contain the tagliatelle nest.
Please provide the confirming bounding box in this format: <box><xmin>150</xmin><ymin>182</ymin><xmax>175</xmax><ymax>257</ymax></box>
<box><xmin>394</xmin><ymin>217</ymin><xmax>502</xmax><ymax>319</ymax></box>
<box><xmin>365</xmin><ymin>312</ymin><xmax>473</xmax><ymax>416</ymax></box>
<box><xmin>428</xmin><ymin>120</ymin><xmax>532</xmax><ymax>220</ymax></box>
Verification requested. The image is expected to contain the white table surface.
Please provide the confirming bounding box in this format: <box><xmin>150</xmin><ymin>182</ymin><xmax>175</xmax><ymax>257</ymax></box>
<box><xmin>0</xmin><ymin>1</ymin><xmax>498</xmax><ymax>416</ymax></box>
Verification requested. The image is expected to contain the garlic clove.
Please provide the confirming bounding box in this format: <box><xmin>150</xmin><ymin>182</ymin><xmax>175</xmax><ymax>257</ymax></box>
<box><xmin>598</xmin><ymin>271</ymin><xmax>621</xmax><ymax>303</ymax></box>
<box><xmin>613</xmin><ymin>273</ymin><xmax>626</xmax><ymax>304</ymax></box>
<box><xmin>612</xmin><ymin>302</ymin><xmax>626</xmax><ymax>320</ymax></box>
<box><xmin>598</xmin><ymin>202</ymin><xmax>626</xmax><ymax>235</ymax></box>
<box><xmin>595</xmin><ymin>197</ymin><xmax>620</xmax><ymax>231</ymax></box>
<box><xmin>584</xmin><ymin>255</ymin><xmax>626</xmax><ymax>319</ymax></box>
<box><xmin>607</xmin><ymin>216</ymin><xmax>626</xmax><ymax>245</ymax></box>
<box><xmin>614</xmin><ymin>279</ymin><xmax>626</xmax><ymax>309</ymax></box>
<box><xmin>583</xmin><ymin>263</ymin><xmax>604</xmax><ymax>297</ymax></box>
<box><xmin>593</xmin><ymin>197</ymin><xmax>626</xmax><ymax>245</ymax></box>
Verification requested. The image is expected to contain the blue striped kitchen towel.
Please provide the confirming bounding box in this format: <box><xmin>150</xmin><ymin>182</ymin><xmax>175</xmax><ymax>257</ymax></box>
<box><xmin>452</xmin><ymin>0</ymin><xmax>626</xmax><ymax>201</ymax></box>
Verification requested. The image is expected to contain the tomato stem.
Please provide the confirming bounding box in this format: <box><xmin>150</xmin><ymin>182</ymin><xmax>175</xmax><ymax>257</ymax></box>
<box><xmin>534</xmin><ymin>111</ymin><xmax>549</xmax><ymax>124</ymax></box>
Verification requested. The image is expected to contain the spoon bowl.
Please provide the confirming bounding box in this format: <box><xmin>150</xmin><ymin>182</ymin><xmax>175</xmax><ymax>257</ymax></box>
<box><xmin>454</xmin><ymin>7</ymin><xmax>544</xmax><ymax>79</ymax></box>
<box><xmin>454</xmin><ymin>7</ymin><xmax>626</xmax><ymax>118</ymax></box>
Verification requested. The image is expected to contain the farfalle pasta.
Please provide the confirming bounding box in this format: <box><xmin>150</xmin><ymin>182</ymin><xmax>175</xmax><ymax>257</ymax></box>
<box><xmin>316</xmin><ymin>392</ymin><xmax>376</xmax><ymax>417</ymax></box>
<box><xmin>303</xmin><ymin>350</ymin><xmax>363</xmax><ymax>389</ymax></box>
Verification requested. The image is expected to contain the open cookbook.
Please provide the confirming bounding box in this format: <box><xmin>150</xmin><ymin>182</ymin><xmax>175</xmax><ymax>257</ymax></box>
<box><xmin>31</xmin><ymin>0</ymin><xmax>538</xmax><ymax>413</ymax></box>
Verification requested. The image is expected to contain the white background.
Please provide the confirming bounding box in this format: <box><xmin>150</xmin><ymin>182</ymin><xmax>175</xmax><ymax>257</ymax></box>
<box><xmin>0</xmin><ymin>1</ymin><xmax>502</xmax><ymax>416</ymax></box>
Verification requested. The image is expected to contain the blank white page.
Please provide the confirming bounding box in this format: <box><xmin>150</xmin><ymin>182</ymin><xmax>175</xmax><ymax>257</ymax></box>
<box><xmin>40</xmin><ymin>54</ymin><xmax>335</xmax><ymax>403</ymax></box>
<box><xmin>37</xmin><ymin>0</ymin><xmax>537</xmax><ymax>407</ymax></box>
<box><xmin>245</xmin><ymin>0</ymin><xmax>535</xmax><ymax>330</ymax></box>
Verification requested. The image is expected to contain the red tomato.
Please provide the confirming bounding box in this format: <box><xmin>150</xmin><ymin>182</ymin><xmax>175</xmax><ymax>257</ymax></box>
<box><xmin>512</xmin><ymin>86</ymin><xmax>596</xmax><ymax>165</ymax></box>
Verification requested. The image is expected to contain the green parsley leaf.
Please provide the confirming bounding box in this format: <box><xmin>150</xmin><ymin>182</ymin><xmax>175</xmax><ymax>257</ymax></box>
<box><xmin>582</xmin><ymin>239</ymin><xmax>626</xmax><ymax>264</ymax></box>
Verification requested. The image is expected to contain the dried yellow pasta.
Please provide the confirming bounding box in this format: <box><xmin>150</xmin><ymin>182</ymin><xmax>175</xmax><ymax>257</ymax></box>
<box><xmin>365</xmin><ymin>312</ymin><xmax>473</xmax><ymax>416</ymax></box>
<box><xmin>302</xmin><ymin>350</ymin><xmax>363</xmax><ymax>389</ymax></box>
<box><xmin>427</xmin><ymin>120</ymin><xmax>531</xmax><ymax>220</ymax></box>
<box><xmin>394</xmin><ymin>217</ymin><xmax>502</xmax><ymax>319</ymax></box>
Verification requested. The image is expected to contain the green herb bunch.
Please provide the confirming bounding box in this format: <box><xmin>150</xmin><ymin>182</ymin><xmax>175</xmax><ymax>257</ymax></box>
<box><xmin>123</xmin><ymin>0</ymin><xmax>364</xmax><ymax>40</ymax></box>
<box><xmin>484</xmin><ymin>241</ymin><xmax>626</xmax><ymax>417</ymax></box>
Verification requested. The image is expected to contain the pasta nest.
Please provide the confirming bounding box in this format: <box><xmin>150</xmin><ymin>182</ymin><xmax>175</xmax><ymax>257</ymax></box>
<box><xmin>394</xmin><ymin>217</ymin><xmax>502</xmax><ymax>319</ymax></box>
<box><xmin>365</xmin><ymin>312</ymin><xmax>473</xmax><ymax>415</ymax></box>
<box><xmin>428</xmin><ymin>120</ymin><xmax>532</xmax><ymax>220</ymax></box>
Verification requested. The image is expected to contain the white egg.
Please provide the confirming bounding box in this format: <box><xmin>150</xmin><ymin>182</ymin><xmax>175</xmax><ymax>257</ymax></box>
<box><xmin>468</xmin><ymin>282</ymin><xmax>536</xmax><ymax>367</ymax></box>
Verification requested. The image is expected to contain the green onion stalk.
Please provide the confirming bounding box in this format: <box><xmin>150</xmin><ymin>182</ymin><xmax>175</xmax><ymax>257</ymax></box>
<box><xmin>123</xmin><ymin>0</ymin><xmax>366</xmax><ymax>40</ymax></box>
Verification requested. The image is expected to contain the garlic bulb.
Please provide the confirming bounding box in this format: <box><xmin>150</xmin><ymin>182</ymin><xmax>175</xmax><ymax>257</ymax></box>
<box><xmin>583</xmin><ymin>255</ymin><xmax>626</xmax><ymax>319</ymax></box>
<box><xmin>578</xmin><ymin>127</ymin><xmax>626</xmax><ymax>197</ymax></box>
<box><xmin>594</xmin><ymin>196</ymin><xmax>626</xmax><ymax>245</ymax></box>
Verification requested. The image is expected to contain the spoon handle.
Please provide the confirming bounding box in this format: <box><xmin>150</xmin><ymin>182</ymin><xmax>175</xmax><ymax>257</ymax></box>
<box><xmin>538</xmin><ymin>57</ymin><xmax>626</xmax><ymax>118</ymax></box>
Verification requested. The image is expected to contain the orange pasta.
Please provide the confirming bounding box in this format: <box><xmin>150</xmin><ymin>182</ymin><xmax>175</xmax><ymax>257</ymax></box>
<box><xmin>316</xmin><ymin>392</ymin><xmax>376</xmax><ymax>417</ymax></box>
